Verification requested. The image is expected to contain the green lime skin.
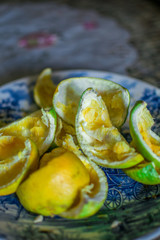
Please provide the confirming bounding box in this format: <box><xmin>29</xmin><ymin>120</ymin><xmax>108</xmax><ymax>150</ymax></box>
<box><xmin>124</xmin><ymin>161</ymin><xmax>160</xmax><ymax>185</ymax></box>
<box><xmin>129</xmin><ymin>100</ymin><xmax>160</xmax><ymax>168</ymax></box>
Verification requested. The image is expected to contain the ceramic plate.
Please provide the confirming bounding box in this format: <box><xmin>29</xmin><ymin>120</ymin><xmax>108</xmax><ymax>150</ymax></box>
<box><xmin>0</xmin><ymin>69</ymin><xmax>160</xmax><ymax>240</ymax></box>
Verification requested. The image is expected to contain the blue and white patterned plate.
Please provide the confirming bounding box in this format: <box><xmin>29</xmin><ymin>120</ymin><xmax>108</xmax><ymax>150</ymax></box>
<box><xmin>0</xmin><ymin>69</ymin><xmax>160</xmax><ymax>219</ymax></box>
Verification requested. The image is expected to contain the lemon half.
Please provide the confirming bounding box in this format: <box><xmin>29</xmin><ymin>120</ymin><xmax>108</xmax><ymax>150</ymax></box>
<box><xmin>0</xmin><ymin>136</ymin><xmax>39</xmax><ymax>196</ymax></box>
<box><xmin>34</xmin><ymin>68</ymin><xmax>57</xmax><ymax>108</ymax></box>
<box><xmin>0</xmin><ymin>108</ymin><xmax>57</xmax><ymax>156</ymax></box>
<box><xmin>76</xmin><ymin>88</ymin><xmax>143</xmax><ymax>169</ymax></box>
<box><xmin>53</xmin><ymin>77</ymin><xmax>130</xmax><ymax>128</ymax></box>
<box><xmin>129</xmin><ymin>100</ymin><xmax>160</xmax><ymax>168</ymax></box>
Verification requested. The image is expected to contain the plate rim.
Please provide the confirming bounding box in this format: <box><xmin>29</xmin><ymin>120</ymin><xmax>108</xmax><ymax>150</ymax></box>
<box><xmin>0</xmin><ymin>69</ymin><xmax>159</xmax><ymax>91</ymax></box>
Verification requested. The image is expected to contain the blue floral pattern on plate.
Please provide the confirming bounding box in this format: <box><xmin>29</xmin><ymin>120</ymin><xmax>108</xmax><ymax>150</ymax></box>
<box><xmin>0</xmin><ymin>69</ymin><xmax>160</xmax><ymax>217</ymax></box>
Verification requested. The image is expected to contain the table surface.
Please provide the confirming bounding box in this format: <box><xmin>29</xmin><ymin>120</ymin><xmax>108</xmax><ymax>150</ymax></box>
<box><xmin>0</xmin><ymin>0</ymin><xmax>160</xmax><ymax>87</ymax></box>
<box><xmin>0</xmin><ymin>1</ymin><xmax>160</xmax><ymax>240</ymax></box>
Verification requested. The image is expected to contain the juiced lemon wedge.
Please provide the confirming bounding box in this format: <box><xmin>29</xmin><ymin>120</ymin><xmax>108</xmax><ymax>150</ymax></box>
<box><xmin>76</xmin><ymin>88</ymin><xmax>143</xmax><ymax>168</ymax></box>
<box><xmin>34</xmin><ymin>68</ymin><xmax>57</xmax><ymax>108</ymax></box>
<box><xmin>129</xmin><ymin>100</ymin><xmax>160</xmax><ymax>168</ymax></box>
<box><xmin>53</xmin><ymin>77</ymin><xmax>130</xmax><ymax>128</ymax></box>
<box><xmin>0</xmin><ymin>108</ymin><xmax>57</xmax><ymax>156</ymax></box>
<box><xmin>0</xmin><ymin>136</ymin><xmax>38</xmax><ymax>196</ymax></box>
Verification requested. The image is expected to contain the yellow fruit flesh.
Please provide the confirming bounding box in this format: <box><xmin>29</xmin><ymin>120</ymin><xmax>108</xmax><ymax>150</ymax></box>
<box><xmin>56</xmin><ymin>101</ymin><xmax>77</xmax><ymax>125</ymax></box>
<box><xmin>0</xmin><ymin>136</ymin><xmax>39</xmax><ymax>195</ymax></box>
<box><xmin>0</xmin><ymin>137</ymin><xmax>24</xmax><ymax>160</ymax></box>
<box><xmin>82</xmin><ymin>160</ymin><xmax>100</xmax><ymax>197</ymax></box>
<box><xmin>0</xmin><ymin>161</ymin><xmax>25</xmax><ymax>187</ymax></box>
<box><xmin>54</xmin><ymin>140</ymin><xmax>101</xmax><ymax>199</ymax></box>
<box><xmin>81</xmin><ymin>98</ymin><xmax>135</xmax><ymax>163</ymax></box>
<box><xmin>140</xmin><ymin>131</ymin><xmax>160</xmax><ymax>157</ymax></box>
<box><xmin>100</xmin><ymin>90</ymin><xmax>125</xmax><ymax>127</ymax></box>
<box><xmin>82</xmin><ymin>99</ymin><xmax>112</xmax><ymax>130</ymax></box>
<box><xmin>39</xmin><ymin>147</ymin><xmax>66</xmax><ymax>168</ymax></box>
<box><xmin>54</xmin><ymin>84</ymin><xmax>80</xmax><ymax>125</ymax></box>
<box><xmin>137</xmin><ymin>108</ymin><xmax>160</xmax><ymax>157</ymax></box>
<box><xmin>0</xmin><ymin>112</ymin><xmax>49</xmax><ymax>153</ymax></box>
<box><xmin>34</xmin><ymin>68</ymin><xmax>56</xmax><ymax>108</ymax></box>
<box><xmin>17</xmin><ymin>148</ymin><xmax>90</xmax><ymax>216</ymax></box>
<box><xmin>54</xmin><ymin>77</ymin><xmax>130</xmax><ymax>128</ymax></box>
<box><xmin>35</xmin><ymin>84</ymin><xmax>55</xmax><ymax>108</ymax></box>
<box><xmin>54</xmin><ymin>117</ymin><xmax>76</xmax><ymax>147</ymax></box>
<box><xmin>59</xmin><ymin>137</ymin><xmax>107</xmax><ymax>219</ymax></box>
<box><xmin>61</xmin><ymin>134</ymin><xmax>104</xmax><ymax>198</ymax></box>
<box><xmin>81</xmin><ymin>99</ymin><xmax>112</xmax><ymax>143</ymax></box>
<box><xmin>56</xmin><ymin>91</ymin><xmax>125</xmax><ymax>128</ymax></box>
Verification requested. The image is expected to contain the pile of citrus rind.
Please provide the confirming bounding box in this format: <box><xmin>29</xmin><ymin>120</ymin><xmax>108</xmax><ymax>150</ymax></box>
<box><xmin>0</xmin><ymin>68</ymin><xmax>160</xmax><ymax>219</ymax></box>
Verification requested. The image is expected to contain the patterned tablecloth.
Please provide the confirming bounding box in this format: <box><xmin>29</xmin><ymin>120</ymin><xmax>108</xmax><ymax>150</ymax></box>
<box><xmin>0</xmin><ymin>0</ymin><xmax>160</xmax><ymax>87</ymax></box>
<box><xmin>0</xmin><ymin>2</ymin><xmax>138</xmax><ymax>85</ymax></box>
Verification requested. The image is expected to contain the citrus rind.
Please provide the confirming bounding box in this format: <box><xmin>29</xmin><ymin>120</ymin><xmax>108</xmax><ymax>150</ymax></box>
<box><xmin>0</xmin><ymin>136</ymin><xmax>39</xmax><ymax>196</ymax></box>
<box><xmin>54</xmin><ymin>137</ymin><xmax>108</xmax><ymax>219</ymax></box>
<box><xmin>76</xmin><ymin>88</ymin><xmax>143</xmax><ymax>169</ymax></box>
<box><xmin>53</xmin><ymin>77</ymin><xmax>130</xmax><ymax>128</ymax></box>
<box><xmin>129</xmin><ymin>100</ymin><xmax>160</xmax><ymax>168</ymax></box>
<box><xmin>0</xmin><ymin>108</ymin><xmax>57</xmax><ymax>156</ymax></box>
<box><xmin>34</xmin><ymin>68</ymin><xmax>57</xmax><ymax>108</ymax></box>
<box><xmin>54</xmin><ymin>116</ymin><xmax>76</xmax><ymax>148</ymax></box>
<box><xmin>17</xmin><ymin>140</ymin><xmax>108</xmax><ymax>219</ymax></box>
<box><xmin>124</xmin><ymin>161</ymin><xmax>160</xmax><ymax>185</ymax></box>
<box><xmin>17</xmin><ymin>147</ymin><xmax>91</xmax><ymax>216</ymax></box>
<box><xmin>60</xmin><ymin>134</ymin><xmax>108</xmax><ymax>219</ymax></box>
<box><xmin>60</xmin><ymin>153</ymin><xmax>108</xmax><ymax>219</ymax></box>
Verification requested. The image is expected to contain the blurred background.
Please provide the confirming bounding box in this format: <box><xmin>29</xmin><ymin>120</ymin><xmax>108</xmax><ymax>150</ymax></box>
<box><xmin>0</xmin><ymin>0</ymin><xmax>159</xmax><ymax>86</ymax></box>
